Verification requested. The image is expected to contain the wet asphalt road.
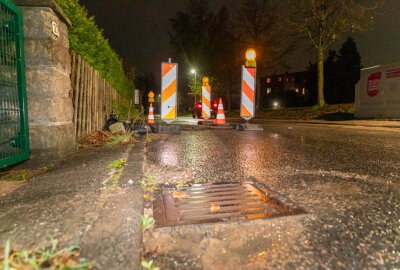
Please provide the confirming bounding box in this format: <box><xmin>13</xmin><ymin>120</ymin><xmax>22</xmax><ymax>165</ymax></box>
<box><xmin>145</xmin><ymin>123</ymin><xmax>400</xmax><ymax>269</ymax></box>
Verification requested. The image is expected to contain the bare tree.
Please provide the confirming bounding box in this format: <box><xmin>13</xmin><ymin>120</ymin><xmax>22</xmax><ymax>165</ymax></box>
<box><xmin>235</xmin><ymin>0</ymin><xmax>294</xmax><ymax>109</ymax></box>
<box><xmin>284</xmin><ymin>0</ymin><xmax>382</xmax><ymax>106</ymax></box>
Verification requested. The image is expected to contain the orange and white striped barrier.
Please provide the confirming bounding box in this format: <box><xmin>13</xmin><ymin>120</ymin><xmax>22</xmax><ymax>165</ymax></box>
<box><xmin>240</xmin><ymin>66</ymin><xmax>256</xmax><ymax>121</ymax></box>
<box><xmin>147</xmin><ymin>102</ymin><xmax>155</xmax><ymax>124</ymax></box>
<box><xmin>161</xmin><ymin>62</ymin><xmax>177</xmax><ymax>124</ymax></box>
<box><xmin>215</xmin><ymin>98</ymin><xmax>226</xmax><ymax>125</ymax></box>
<box><xmin>202</xmin><ymin>85</ymin><xmax>211</xmax><ymax>119</ymax></box>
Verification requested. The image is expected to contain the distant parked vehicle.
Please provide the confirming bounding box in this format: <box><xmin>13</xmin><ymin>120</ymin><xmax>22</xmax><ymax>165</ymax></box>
<box><xmin>192</xmin><ymin>101</ymin><xmax>218</xmax><ymax>118</ymax></box>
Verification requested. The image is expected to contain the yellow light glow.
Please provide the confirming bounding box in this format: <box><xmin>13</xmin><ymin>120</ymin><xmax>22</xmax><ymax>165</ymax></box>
<box><xmin>245</xmin><ymin>49</ymin><xmax>256</xmax><ymax>61</ymax></box>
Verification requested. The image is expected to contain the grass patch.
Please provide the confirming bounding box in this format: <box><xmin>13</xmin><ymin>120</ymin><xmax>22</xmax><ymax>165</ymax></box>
<box><xmin>141</xmin><ymin>259</ymin><xmax>160</xmax><ymax>270</ymax></box>
<box><xmin>106</xmin><ymin>168</ymin><xmax>124</xmax><ymax>189</ymax></box>
<box><xmin>140</xmin><ymin>176</ymin><xmax>159</xmax><ymax>202</ymax></box>
<box><xmin>0</xmin><ymin>238</ymin><xmax>93</xmax><ymax>269</ymax></box>
<box><xmin>78</xmin><ymin>131</ymin><xmax>137</xmax><ymax>150</ymax></box>
<box><xmin>176</xmin><ymin>181</ymin><xmax>185</xmax><ymax>188</ymax></box>
<box><xmin>104</xmin><ymin>158</ymin><xmax>127</xmax><ymax>189</ymax></box>
<box><xmin>141</xmin><ymin>215</ymin><xmax>155</xmax><ymax>231</ymax></box>
<box><xmin>106</xmin><ymin>134</ymin><xmax>134</xmax><ymax>146</ymax></box>
<box><xmin>0</xmin><ymin>164</ymin><xmax>54</xmax><ymax>181</ymax></box>
<box><xmin>177</xmin><ymin>113</ymin><xmax>193</xmax><ymax>117</ymax></box>
<box><xmin>225</xmin><ymin>103</ymin><xmax>355</xmax><ymax>121</ymax></box>
<box><xmin>139</xmin><ymin>176</ymin><xmax>158</xmax><ymax>192</ymax></box>
<box><xmin>106</xmin><ymin>158</ymin><xmax>126</xmax><ymax>169</ymax></box>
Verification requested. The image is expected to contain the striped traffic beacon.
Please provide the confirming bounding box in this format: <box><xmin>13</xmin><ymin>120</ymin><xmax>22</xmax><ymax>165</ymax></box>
<box><xmin>240</xmin><ymin>48</ymin><xmax>257</xmax><ymax>121</ymax></box>
<box><xmin>201</xmin><ymin>76</ymin><xmax>211</xmax><ymax>119</ymax></box>
<box><xmin>161</xmin><ymin>60</ymin><xmax>178</xmax><ymax>124</ymax></box>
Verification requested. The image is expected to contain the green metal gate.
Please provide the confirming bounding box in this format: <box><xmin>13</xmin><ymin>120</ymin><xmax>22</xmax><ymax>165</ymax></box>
<box><xmin>0</xmin><ymin>0</ymin><xmax>29</xmax><ymax>168</ymax></box>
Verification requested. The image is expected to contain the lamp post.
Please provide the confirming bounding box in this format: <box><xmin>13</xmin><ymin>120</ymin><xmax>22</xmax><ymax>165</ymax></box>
<box><xmin>191</xmin><ymin>69</ymin><xmax>197</xmax><ymax>105</ymax></box>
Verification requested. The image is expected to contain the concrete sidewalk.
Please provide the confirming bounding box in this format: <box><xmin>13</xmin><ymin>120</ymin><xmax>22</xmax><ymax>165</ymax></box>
<box><xmin>0</xmin><ymin>142</ymin><xmax>145</xmax><ymax>269</ymax></box>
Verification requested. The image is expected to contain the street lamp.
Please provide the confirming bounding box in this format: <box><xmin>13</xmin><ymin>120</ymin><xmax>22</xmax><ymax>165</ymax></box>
<box><xmin>191</xmin><ymin>69</ymin><xmax>197</xmax><ymax>104</ymax></box>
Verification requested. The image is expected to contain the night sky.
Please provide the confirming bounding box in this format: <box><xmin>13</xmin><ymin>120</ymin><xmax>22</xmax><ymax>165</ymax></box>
<box><xmin>79</xmin><ymin>0</ymin><xmax>400</xmax><ymax>79</ymax></box>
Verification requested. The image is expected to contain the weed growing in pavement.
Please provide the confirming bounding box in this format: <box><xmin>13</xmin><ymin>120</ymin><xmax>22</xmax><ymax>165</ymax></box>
<box><xmin>0</xmin><ymin>164</ymin><xmax>55</xmax><ymax>181</ymax></box>
<box><xmin>106</xmin><ymin>134</ymin><xmax>133</xmax><ymax>146</ymax></box>
<box><xmin>141</xmin><ymin>215</ymin><xmax>155</xmax><ymax>230</ymax></box>
<box><xmin>143</xmin><ymin>194</ymin><xmax>154</xmax><ymax>201</ymax></box>
<box><xmin>139</xmin><ymin>176</ymin><xmax>158</xmax><ymax>192</ymax></box>
<box><xmin>106</xmin><ymin>158</ymin><xmax>127</xmax><ymax>169</ymax></box>
<box><xmin>104</xmin><ymin>159</ymin><xmax>127</xmax><ymax>189</ymax></box>
<box><xmin>76</xmin><ymin>141</ymin><xmax>89</xmax><ymax>150</ymax></box>
<box><xmin>0</xmin><ymin>238</ymin><xmax>93</xmax><ymax>269</ymax></box>
<box><xmin>176</xmin><ymin>181</ymin><xmax>186</xmax><ymax>188</ymax></box>
<box><xmin>141</xmin><ymin>260</ymin><xmax>160</xmax><ymax>270</ymax></box>
<box><xmin>1</xmin><ymin>171</ymin><xmax>28</xmax><ymax>181</ymax></box>
<box><xmin>107</xmin><ymin>168</ymin><xmax>123</xmax><ymax>189</ymax></box>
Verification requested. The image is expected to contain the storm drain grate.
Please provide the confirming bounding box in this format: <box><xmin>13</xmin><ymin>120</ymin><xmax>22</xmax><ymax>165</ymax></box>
<box><xmin>153</xmin><ymin>182</ymin><xmax>305</xmax><ymax>227</ymax></box>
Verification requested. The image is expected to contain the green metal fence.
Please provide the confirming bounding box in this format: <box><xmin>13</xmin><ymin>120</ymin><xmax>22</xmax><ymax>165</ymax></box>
<box><xmin>0</xmin><ymin>0</ymin><xmax>29</xmax><ymax>168</ymax></box>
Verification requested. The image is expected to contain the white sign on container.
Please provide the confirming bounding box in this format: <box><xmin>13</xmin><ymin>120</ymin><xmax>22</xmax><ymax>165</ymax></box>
<box><xmin>355</xmin><ymin>61</ymin><xmax>400</xmax><ymax>118</ymax></box>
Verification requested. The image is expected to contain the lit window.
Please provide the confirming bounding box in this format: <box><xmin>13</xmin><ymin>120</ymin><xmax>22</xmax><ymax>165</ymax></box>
<box><xmin>267</xmin><ymin>88</ymin><xmax>271</xmax><ymax>94</ymax></box>
<box><xmin>302</xmin><ymin>88</ymin><xmax>306</xmax><ymax>95</ymax></box>
<box><xmin>295</xmin><ymin>88</ymin><xmax>299</xmax><ymax>93</ymax></box>
<box><xmin>267</xmin><ymin>78</ymin><xmax>271</xmax><ymax>83</ymax></box>
<box><xmin>278</xmin><ymin>77</ymin><xmax>282</xmax><ymax>82</ymax></box>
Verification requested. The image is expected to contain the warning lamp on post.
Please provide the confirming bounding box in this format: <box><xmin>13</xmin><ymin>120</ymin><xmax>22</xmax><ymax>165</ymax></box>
<box><xmin>148</xmin><ymin>91</ymin><xmax>155</xmax><ymax>103</ymax></box>
<box><xmin>245</xmin><ymin>48</ymin><xmax>256</xmax><ymax>68</ymax></box>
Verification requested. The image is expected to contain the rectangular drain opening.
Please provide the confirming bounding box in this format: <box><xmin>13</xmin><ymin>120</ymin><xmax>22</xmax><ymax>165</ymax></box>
<box><xmin>153</xmin><ymin>182</ymin><xmax>305</xmax><ymax>227</ymax></box>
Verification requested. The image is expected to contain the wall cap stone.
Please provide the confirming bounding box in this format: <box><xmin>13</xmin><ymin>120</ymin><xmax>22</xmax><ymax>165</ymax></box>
<box><xmin>14</xmin><ymin>0</ymin><xmax>71</xmax><ymax>27</ymax></box>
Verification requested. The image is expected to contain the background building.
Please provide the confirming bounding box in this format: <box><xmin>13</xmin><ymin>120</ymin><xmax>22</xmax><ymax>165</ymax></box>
<box><xmin>260</xmin><ymin>71</ymin><xmax>310</xmax><ymax>108</ymax></box>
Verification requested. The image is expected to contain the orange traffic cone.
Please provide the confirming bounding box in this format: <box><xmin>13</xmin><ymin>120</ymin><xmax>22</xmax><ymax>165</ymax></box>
<box><xmin>147</xmin><ymin>103</ymin><xmax>155</xmax><ymax>124</ymax></box>
<box><xmin>215</xmin><ymin>98</ymin><xmax>226</xmax><ymax>125</ymax></box>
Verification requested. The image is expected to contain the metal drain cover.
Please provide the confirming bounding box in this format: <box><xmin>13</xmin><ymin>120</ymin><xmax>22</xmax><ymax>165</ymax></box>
<box><xmin>153</xmin><ymin>182</ymin><xmax>305</xmax><ymax>227</ymax></box>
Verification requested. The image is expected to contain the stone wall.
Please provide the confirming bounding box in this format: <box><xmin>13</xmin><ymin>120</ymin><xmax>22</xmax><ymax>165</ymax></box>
<box><xmin>15</xmin><ymin>0</ymin><xmax>75</xmax><ymax>166</ymax></box>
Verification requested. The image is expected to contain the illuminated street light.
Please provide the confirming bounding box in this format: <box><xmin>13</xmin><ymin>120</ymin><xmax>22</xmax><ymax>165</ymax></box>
<box><xmin>273</xmin><ymin>101</ymin><xmax>279</xmax><ymax>109</ymax></box>
<box><xmin>191</xmin><ymin>69</ymin><xmax>197</xmax><ymax>104</ymax></box>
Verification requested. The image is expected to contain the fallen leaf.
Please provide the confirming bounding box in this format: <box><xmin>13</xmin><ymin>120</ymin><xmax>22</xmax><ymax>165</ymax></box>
<box><xmin>258</xmin><ymin>251</ymin><xmax>266</xmax><ymax>257</ymax></box>
<box><xmin>210</xmin><ymin>203</ymin><xmax>220</xmax><ymax>213</ymax></box>
<box><xmin>172</xmin><ymin>190</ymin><xmax>189</xmax><ymax>199</ymax></box>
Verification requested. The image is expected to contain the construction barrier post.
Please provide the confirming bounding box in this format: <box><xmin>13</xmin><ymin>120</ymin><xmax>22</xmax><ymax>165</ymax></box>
<box><xmin>240</xmin><ymin>66</ymin><xmax>256</xmax><ymax>121</ymax></box>
<box><xmin>161</xmin><ymin>61</ymin><xmax>178</xmax><ymax>124</ymax></box>
<box><xmin>202</xmin><ymin>76</ymin><xmax>211</xmax><ymax>119</ymax></box>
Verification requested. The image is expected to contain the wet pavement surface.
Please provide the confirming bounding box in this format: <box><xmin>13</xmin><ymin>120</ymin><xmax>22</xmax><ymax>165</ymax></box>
<box><xmin>0</xmin><ymin>143</ymin><xmax>145</xmax><ymax>269</ymax></box>
<box><xmin>144</xmin><ymin>123</ymin><xmax>400</xmax><ymax>269</ymax></box>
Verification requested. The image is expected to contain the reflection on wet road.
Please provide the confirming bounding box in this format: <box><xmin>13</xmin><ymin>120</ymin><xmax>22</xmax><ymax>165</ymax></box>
<box><xmin>145</xmin><ymin>123</ymin><xmax>400</xmax><ymax>268</ymax></box>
